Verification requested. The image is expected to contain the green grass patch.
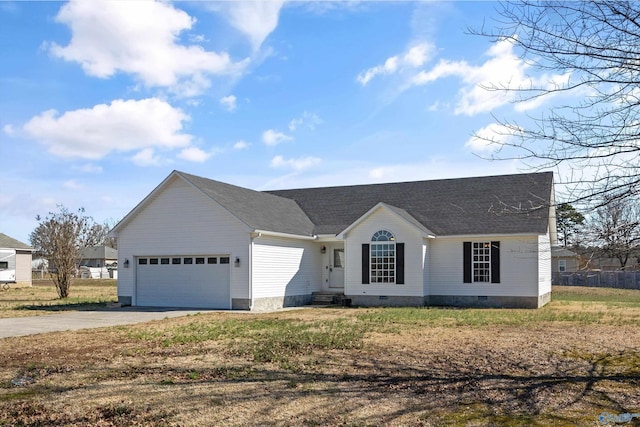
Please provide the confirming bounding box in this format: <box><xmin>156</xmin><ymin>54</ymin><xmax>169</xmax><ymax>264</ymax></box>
<box><xmin>354</xmin><ymin>287</ymin><xmax>640</xmax><ymax>328</ymax></box>
<box><xmin>563</xmin><ymin>349</ymin><xmax>640</xmax><ymax>376</ymax></box>
<box><xmin>355</xmin><ymin>305</ymin><xmax>606</xmax><ymax>328</ymax></box>
<box><xmin>125</xmin><ymin>286</ymin><xmax>640</xmax><ymax>371</ymax></box>
<box><xmin>552</xmin><ymin>286</ymin><xmax>640</xmax><ymax>305</ymax></box>
<box><xmin>130</xmin><ymin>317</ymin><xmax>369</xmax><ymax>368</ymax></box>
<box><xmin>233</xmin><ymin>318</ymin><xmax>367</xmax><ymax>365</ymax></box>
<box><xmin>426</xmin><ymin>403</ymin><xmax>594</xmax><ymax>426</ymax></box>
<box><xmin>0</xmin><ymin>389</ymin><xmax>42</xmax><ymax>402</ymax></box>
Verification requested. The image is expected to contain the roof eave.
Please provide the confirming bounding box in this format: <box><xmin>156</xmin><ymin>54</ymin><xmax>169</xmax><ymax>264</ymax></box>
<box><xmin>252</xmin><ymin>230</ymin><xmax>317</xmax><ymax>241</ymax></box>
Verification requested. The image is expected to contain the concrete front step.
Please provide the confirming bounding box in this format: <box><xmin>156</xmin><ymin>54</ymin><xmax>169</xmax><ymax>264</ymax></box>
<box><xmin>311</xmin><ymin>292</ymin><xmax>344</xmax><ymax>305</ymax></box>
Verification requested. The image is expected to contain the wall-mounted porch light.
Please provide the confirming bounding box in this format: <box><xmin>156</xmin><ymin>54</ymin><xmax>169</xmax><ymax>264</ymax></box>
<box><xmin>321</xmin><ymin>245</ymin><xmax>326</xmax><ymax>254</ymax></box>
<box><xmin>124</xmin><ymin>259</ymin><xmax>130</xmax><ymax>268</ymax></box>
<box><xmin>234</xmin><ymin>257</ymin><xmax>240</xmax><ymax>267</ymax></box>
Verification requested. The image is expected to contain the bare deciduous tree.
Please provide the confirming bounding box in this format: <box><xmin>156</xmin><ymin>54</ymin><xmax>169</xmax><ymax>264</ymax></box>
<box><xmin>101</xmin><ymin>218</ymin><xmax>119</xmax><ymax>250</ymax></box>
<box><xmin>29</xmin><ymin>206</ymin><xmax>104</xmax><ymax>298</ymax></box>
<box><xmin>473</xmin><ymin>1</ymin><xmax>640</xmax><ymax>207</ymax></box>
<box><xmin>589</xmin><ymin>197</ymin><xmax>640</xmax><ymax>270</ymax></box>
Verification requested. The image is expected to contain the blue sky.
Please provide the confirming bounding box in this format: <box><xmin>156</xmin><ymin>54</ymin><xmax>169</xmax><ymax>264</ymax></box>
<box><xmin>1</xmin><ymin>1</ymin><xmax>568</xmax><ymax>244</ymax></box>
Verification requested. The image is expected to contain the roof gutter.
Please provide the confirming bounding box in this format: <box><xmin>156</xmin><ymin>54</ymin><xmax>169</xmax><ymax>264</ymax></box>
<box><xmin>252</xmin><ymin>230</ymin><xmax>317</xmax><ymax>241</ymax></box>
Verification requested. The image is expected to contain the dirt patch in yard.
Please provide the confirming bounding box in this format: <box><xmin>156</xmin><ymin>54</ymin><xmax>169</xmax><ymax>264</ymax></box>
<box><xmin>1</xmin><ymin>294</ymin><xmax>639</xmax><ymax>426</ymax></box>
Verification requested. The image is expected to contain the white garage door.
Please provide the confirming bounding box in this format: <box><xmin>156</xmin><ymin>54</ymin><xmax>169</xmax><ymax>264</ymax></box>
<box><xmin>136</xmin><ymin>256</ymin><xmax>231</xmax><ymax>309</ymax></box>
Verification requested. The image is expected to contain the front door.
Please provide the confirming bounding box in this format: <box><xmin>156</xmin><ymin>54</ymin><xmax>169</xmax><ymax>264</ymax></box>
<box><xmin>329</xmin><ymin>247</ymin><xmax>344</xmax><ymax>289</ymax></box>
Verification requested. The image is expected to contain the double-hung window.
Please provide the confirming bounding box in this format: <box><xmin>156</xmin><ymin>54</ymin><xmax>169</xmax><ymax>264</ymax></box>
<box><xmin>463</xmin><ymin>241</ymin><xmax>500</xmax><ymax>284</ymax></box>
<box><xmin>472</xmin><ymin>242</ymin><xmax>491</xmax><ymax>283</ymax></box>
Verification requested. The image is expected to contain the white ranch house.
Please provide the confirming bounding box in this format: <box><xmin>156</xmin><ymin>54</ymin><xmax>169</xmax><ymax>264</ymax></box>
<box><xmin>110</xmin><ymin>170</ymin><xmax>557</xmax><ymax>310</ymax></box>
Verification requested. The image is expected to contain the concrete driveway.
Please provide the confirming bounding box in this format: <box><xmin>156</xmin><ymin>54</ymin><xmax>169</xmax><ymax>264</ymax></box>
<box><xmin>0</xmin><ymin>307</ymin><xmax>216</xmax><ymax>339</ymax></box>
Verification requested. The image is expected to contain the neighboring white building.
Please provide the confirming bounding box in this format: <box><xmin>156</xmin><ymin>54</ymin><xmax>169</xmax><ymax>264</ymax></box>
<box><xmin>110</xmin><ymin>170</ymin><xmax>557</xmax><ymax>310</ymax></box>
<box><xmin>79</xmin><ymin>246</ymin><xmax>118</xmax><ymax>268</ymax></box>
<box><xmin>0</xmin><ymin>233</ymin><xmax>35</xmax><ymax>287</ymax></box>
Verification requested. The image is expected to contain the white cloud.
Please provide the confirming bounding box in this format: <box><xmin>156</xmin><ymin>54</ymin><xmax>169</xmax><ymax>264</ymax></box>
<box><xmin>357</xmin><ymin>42</ymin><xmax>434</xmax><ymax>86</ymax></box>
<box><xmin>63</xmin><ymin>179</ymin><xmax>84</xmax><ymax>190</ymax></box>
<box><xmin>73</xmin><ymin>163</ymin><xmax>103</xmax><ymax>174</ymax></box>
<box><xmin>411</xmin><ymin>59</ymin><xmax>470</xmax><ymax>85</ymax></box>
<box><xmin>49</xmin><ymin>0</ymin><xmax>247</xmax><ymax>96</ymax></box>
<box><xmin>2</xmin><ymin>124</ymin><xmax>14</xmax><ymax>135</ymax></box>
<box><xmin>131</xmin><ymin>148</ymin><xmax>161</xmax><ymax>167</ymax></box>
<box><xmin>177</xmin><ymin>146</ymin><xmax>212</xmax><ymax>163</ymax></box>
<box><xmin>220</xmin><ymin>95</ymin><xmax>237</xmax><ymax>112</ymax></box>
<box><xmin>288</xmin><ymin>111</ymin><xmax>322</xmax><ymax>132</ymax></box>
<box><xmin>466</xmin><ymin>123</ymin><xmax>522</xmax><ymax>153</ymax></box>
<box><xmin>23</xmin><ymin>98</ymin><xmax>192</xmax><ymax>160</ymax></box>
<box><xmin>403</xmin><ymin>44</ymin><xmax>431</xmax><ymax>67</ymax></box>
<box><xmin>270</xmin><ymin>155</ymin><xmax>321</xmax><ymax>171</ymax></box>
<box><xmin>211</xmin><ymin>1</ymin><xmax>285</xmax><ymax>51</ymax></box>
<box><xmin>410</xmin><ymin>38</ymin><xmax>570</xmax><ymax>116</ymax></box>
<box><xmin>233</xmin><ymin>140</ymin><xmax>249</xmax><ymax>150</ymax></box>
<box><xmin>262</xmin><ymin>129</ymin><xmax>293</xmax><ymax>146</ymax></box>
<box><xmin>426</xmin><ymin>101</ymin><xmax>441</xmax><ymax>112</ymax></box>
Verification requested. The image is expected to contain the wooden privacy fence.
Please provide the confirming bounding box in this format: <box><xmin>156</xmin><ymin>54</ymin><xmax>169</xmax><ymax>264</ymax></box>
<box><xmin>553</xmin><ymin>271</ymin><xmax>640</xmax><ymax>290</ymax></box>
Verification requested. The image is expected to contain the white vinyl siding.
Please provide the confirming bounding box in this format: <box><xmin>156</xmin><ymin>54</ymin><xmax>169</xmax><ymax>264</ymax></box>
<box><xmin>344</xmin><ymin>206</ymin><xmax>424</xmax><ymax>297</ymax></box>
<box><xmin>0</xmin><ymin>249</ymin><xmax>15</xmax><ymax>271</ymax></box>
<box><xmin>538</xmin><ymin>233</ymin><xmax>552</xmax><ymax>295</ymax></box>
<box><xmin>116</xmin><ymin>176</ymin><xmax>250</xmax><ymax>305</ymax></box>
<box><xmin>251</xmin><ymin>235</ymin><xmax>322</xmax><ymax>299</ymax></box>
<box><xmin>0</xmin><ymin>249</ymin><xmax>15</xmax><ymax>282</ymax></box>
<box><xmin>430</xmin><ymin>235</ymin><xmax>541</xmax><ymax>297</ymax></box>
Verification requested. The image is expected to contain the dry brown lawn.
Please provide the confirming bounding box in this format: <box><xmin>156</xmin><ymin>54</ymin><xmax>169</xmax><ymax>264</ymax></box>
<box><xmin>0</xmin><ymin>279</ymin><xmax>117</xmax><ymax>318</ymax></box>
<box><xmin>1</xmin><ymin>286</ymin><xmax>639</xmax><ymax>426</ymax></box>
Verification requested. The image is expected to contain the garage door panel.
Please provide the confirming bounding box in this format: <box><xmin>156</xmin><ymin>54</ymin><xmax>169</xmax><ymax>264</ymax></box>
<box><xmin>136</xmin><ymin>256</ymin><xmax>230</xmax><ymax>309</ymax></box>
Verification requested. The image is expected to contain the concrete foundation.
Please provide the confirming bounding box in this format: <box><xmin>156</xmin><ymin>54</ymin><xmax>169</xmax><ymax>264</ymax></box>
<box><xmin>251</xmin><ymin>294</ymin><xmax>313</xmax><ymax>311</ymax></box>
<box><xmin>118</xmin><ymin>292</ymin><xmax>552</xmax><ymax>310</ymax></box>
<box><xmin>428</xmin><ymin>292</ymin><xmax>552</xmax><ymax>309</ymax></box>
<box><xmin>346</xmin><ymin>295</ymin><xmax>425</xmax><ymax>307</ymax></box>
<box><xmin>231</xmin><ymin>298</ymin><xmax>251</xmax><ymax>310</ymax></box>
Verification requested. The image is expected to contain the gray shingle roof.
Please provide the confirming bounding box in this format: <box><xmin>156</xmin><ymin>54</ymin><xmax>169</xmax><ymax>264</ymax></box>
<box><xmin>79</xmin><ymin>246</ymin><xmax>118</xmax><ymax>259</ymax></box>
<box><xmin>178</xmin><ymin>172</ymin><xmax>316</xmax><ymax>236</ymax></box>
<box><xmin>267</xmin><ymin>172</ymin><xmax>554</xmax><ymax>236</ymax></box>
<box><xmin>0</xmin><ymin>233</ymin><xmax>33</xmax><ymax>250</ymax></box>
<box><xmin>551</xmin><ymin>246</ymin><xmax>578</xmax><ymax>257</ymax></box>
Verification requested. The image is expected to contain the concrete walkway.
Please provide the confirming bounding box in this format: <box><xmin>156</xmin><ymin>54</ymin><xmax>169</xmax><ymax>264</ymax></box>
<box><xmin>0</xmin><ymin>307</ymin><xmax>216</xmax><ymax>339</ymax></box>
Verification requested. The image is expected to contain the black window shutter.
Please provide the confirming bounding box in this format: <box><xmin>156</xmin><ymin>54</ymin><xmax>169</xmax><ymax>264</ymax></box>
<box><xmin>491</xmin><ymin>241</ymin><xmax>500</xmax><ymax>283</ymax></box>
<box><xmin>463</xmin><ymin>241</ymin><xmax>472</xmax><ymax>283</ymax></box>
<box><xmin>362</xmin><ymin>243</ymin><xmax>369</xmax><ymax>284</ymax></box>
<box><xmin>396</xmin><ymin>243</ymin><xmax>404</xmax><ymax>284</ymax></box>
